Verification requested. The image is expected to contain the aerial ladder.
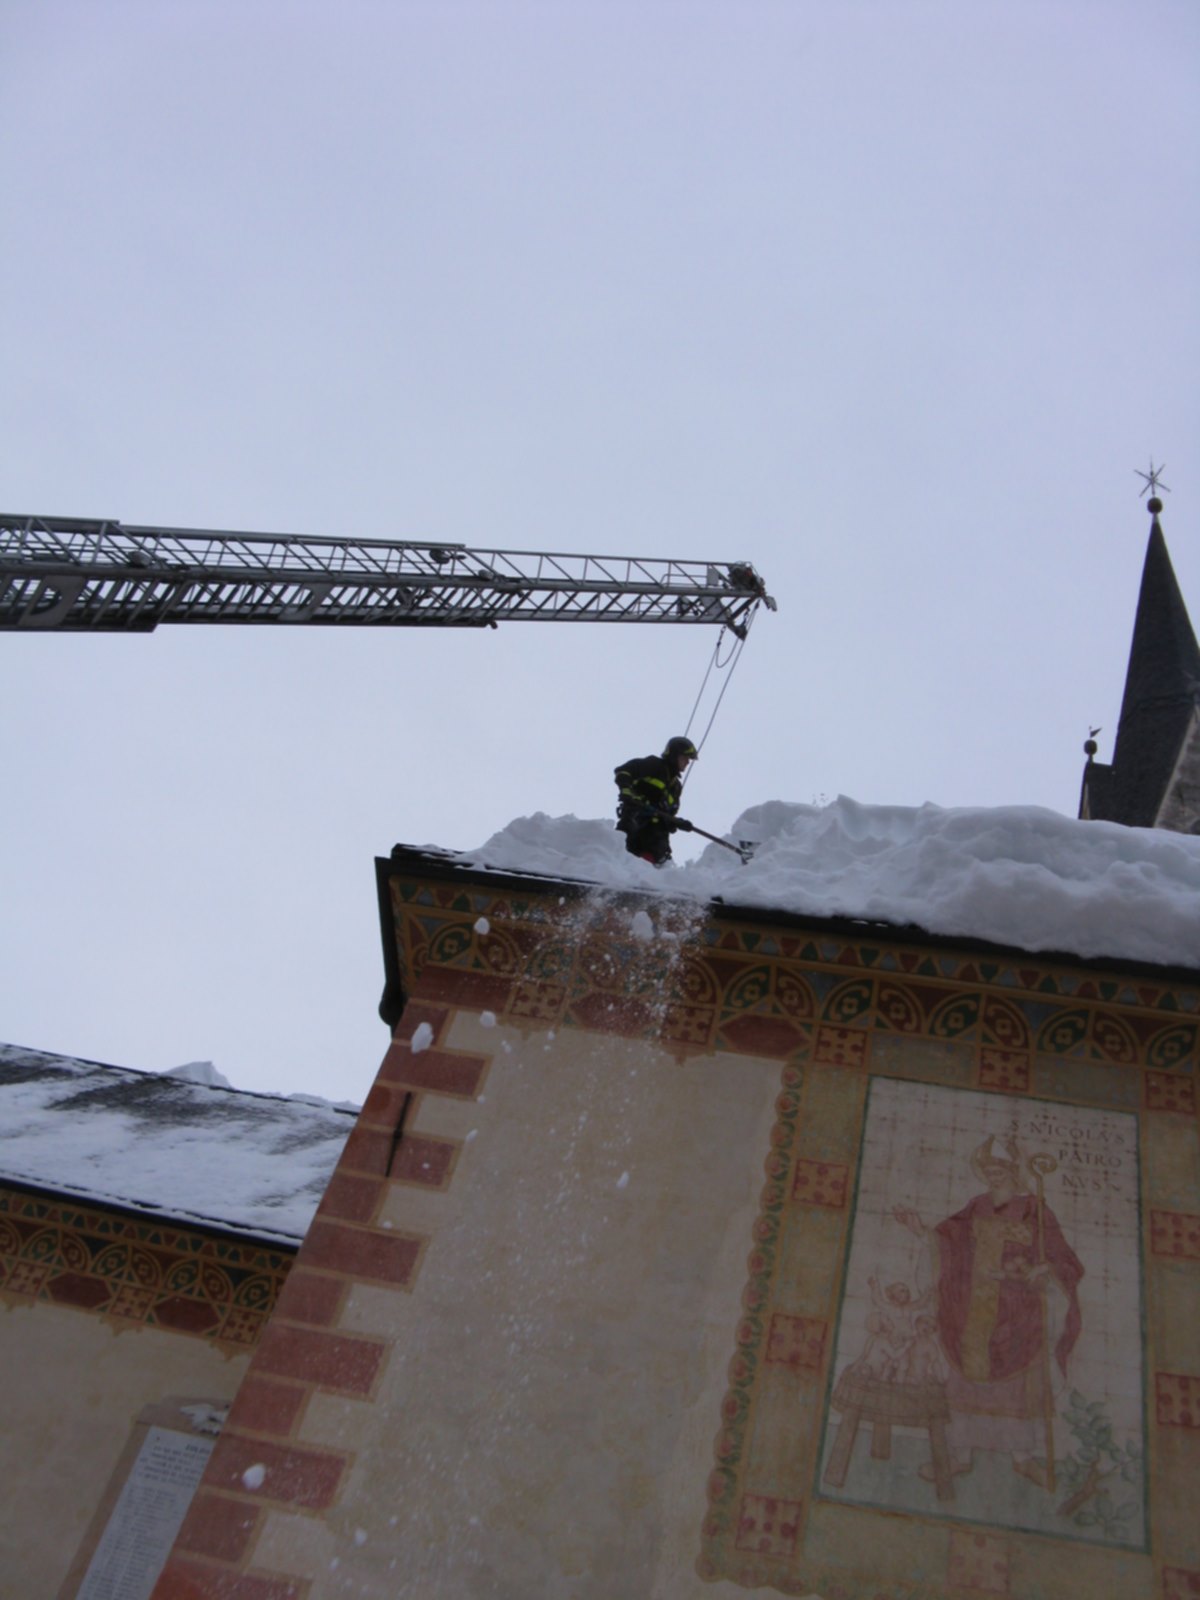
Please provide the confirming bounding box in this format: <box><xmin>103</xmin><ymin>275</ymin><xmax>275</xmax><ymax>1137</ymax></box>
<box><xmin>0</xmin><ymin>514</ymin><xmax>774</xmax><ymax>638</ymax></box>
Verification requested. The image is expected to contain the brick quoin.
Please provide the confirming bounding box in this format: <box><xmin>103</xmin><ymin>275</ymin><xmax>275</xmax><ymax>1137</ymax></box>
<box><xmin>253</xmin><ymin>1322</ymin><xmax>386</xmax><ymax>1396</ymax></box>
<box><xmin>206</xmin><ymin>1431</ymin><xmax>347</xmax><ymax>1512</ymax></box>
<box><xmin>152</xmin><ymin>1559</ymin><xmax>307</xmax><ymax>1600</ymax></box>
<box><xmin>302</xmin><ymin>1218</ymin><xmax>422</xmax><ymax>1286</ymax></box>
<box><xmin>175</xmin><ymin>1490</ymin><xmax>261</xmax><ymax>1564</ymax></box>
<box><xmin>360</xmin><ymin>1081</ymin><xmax>410</xmax><ymax>1127</ymax></box>
<box><xmin>380</xmin><ymin>1042</ymin><xmax>486</xmax><ymax>1098</ymax></box>
<box><xmin>270</xmin><ymin>1270</ymin><xmax>346</xmax><ymax>1328</ymax></box>
<box><xmin>316</xmin><ymin>1171</ymin><xmax>385</xmax><ymax>1225</ymax></box>
<box><xmin>391</xmin><ymin>1133</ymin><xmax>456</xmax><ymax>1188</ymax></box>
<box><xmin>337</xmin><ymin>1124</ymin><xmax>394</xmax><ymax>1176</ymax></box>
<box><xmin>225</xmin><ymin>1376</ymin><xmax>308</xmax><ymax>1439</ymax></box>
<box><xmin>392</xmin><ymin>1000</ymin><xmax>451</xmax><ymax>1044</ymax></box>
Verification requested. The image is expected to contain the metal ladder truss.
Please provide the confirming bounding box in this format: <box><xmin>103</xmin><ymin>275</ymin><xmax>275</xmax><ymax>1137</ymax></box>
<box><xmin>0</xmin><ymin>514</ymin><xmax>775</xmax><ymax>637</ymax></box>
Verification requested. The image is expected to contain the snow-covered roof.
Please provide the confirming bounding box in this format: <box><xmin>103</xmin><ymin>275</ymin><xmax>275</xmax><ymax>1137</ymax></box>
<box><xmin>452</xmin><ymin>796</ymin><xmax>1200</xmax><ymax>972</ymax></box>
<box><xmin>0</xmin><ymin>1045</ymin><xmax>355</xmax><ymax>1245</ymax></box>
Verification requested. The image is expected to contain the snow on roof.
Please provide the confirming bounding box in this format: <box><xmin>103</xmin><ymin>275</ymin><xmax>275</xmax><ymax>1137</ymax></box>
<box><xmin>454</xmin><ymin>796</ymin><xmax>1200</xmax><ymax>971</ymax></box>
<box><xmin>0</xmin><ymin>1044</ymin><xmax>356</xmax><ymax>1245</ymax></box>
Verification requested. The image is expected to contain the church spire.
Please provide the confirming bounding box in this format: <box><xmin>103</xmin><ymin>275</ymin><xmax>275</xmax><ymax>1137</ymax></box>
<box><xmin>1080</xmin><ymin>478</ymin><xmax>1200</xmax><ymax>831</ymax></box>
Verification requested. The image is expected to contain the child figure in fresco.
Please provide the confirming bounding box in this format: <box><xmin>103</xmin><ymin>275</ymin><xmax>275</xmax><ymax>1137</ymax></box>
<box><xmin>851</xmin><ymin>1273</ymin><xmax>936</xmax><ymax>1382</ymax></box>
<box><xmin>899</xmin><ymin>1313</ymin><xmax>948</xmax><ymax>1385</ymax></box>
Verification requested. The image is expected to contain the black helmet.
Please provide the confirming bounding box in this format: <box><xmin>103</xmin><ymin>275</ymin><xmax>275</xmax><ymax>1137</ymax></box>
<box><xmin>664</xmin><ymin>736</ymin><xmax>698</xmax><ymax>762</ymax></box>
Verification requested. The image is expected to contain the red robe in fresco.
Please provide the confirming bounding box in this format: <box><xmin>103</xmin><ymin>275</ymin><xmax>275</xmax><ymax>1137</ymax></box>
<box><xmin>934</xmin><ymin>1192</ymin><xmax>1082</xmax><ymax>1415</ymax></box>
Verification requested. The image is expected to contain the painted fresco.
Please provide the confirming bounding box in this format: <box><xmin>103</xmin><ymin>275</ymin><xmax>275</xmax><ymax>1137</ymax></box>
<box><xmin>0</xmin><ymin>1187</ymin><xmax>291</xmax><ymax>1344</ymax></box>
<box><xmin>696</xmin><ymin>1009</ymin><xmax>1198</xmax><ymax>1598</ymax></box>
<box><xmin>379</xmin><ymin>873</ymin><xmax>1199</xmax><ymax>1597</ymax></box>
<box><xmin>819</xmin><ymin>1078</ymin><xmax>1144</xmax><ymax>1547</ymax></box>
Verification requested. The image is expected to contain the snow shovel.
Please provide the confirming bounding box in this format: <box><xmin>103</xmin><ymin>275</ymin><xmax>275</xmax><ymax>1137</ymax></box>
<box><xmin>689</xmin><ymin>824</ymin><xmax>757</xmax><ymax>864</ymax></box>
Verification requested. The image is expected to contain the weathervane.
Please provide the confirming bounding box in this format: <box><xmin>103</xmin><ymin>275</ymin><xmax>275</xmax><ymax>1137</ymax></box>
<box><xmin>1135</xmin><ymin>459</ymin><xmax>1171</xmax><ymax>500</ymax></box>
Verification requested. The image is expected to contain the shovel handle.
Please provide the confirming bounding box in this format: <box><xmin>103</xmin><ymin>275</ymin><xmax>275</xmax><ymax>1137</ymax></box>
<box><xmin>689</xmin><ymin>824</ymin><xmax>752</xmax><ymax>861</ymax></box>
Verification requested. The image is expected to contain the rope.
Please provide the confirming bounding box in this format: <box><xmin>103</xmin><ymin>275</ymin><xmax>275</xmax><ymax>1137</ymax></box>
<box><xmin>682</xmin><ymin>634</ymin><xmax>722</xmax><ymax>746</ymax></box>
<box><xmin>680</xmin><ymin>606</ymin><xmax>757</xmax><ymax>789</ymax></box>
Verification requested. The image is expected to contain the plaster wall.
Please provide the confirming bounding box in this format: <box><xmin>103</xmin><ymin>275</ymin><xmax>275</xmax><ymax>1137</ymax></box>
<box><xmin>0</xmin><ymin>1301</ymin><xmax>249</xmax><ymax>1598</ymax></box>
<box><xmin>256</xmin><ymin>1015</ymin><xmax>779</xmax><ymax>1599</ymax></box>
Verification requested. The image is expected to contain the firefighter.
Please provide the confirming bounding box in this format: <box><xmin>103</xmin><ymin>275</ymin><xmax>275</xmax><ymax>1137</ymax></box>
<box><xmin>614</xmin><ymin>736</ymin><xmax>697</xmax><ymax>864</ymax></box>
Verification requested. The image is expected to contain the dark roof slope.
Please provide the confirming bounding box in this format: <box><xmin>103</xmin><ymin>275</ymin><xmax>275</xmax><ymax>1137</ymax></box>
<box><xmin>0</xmin><ymin>1044</ymin><xmax>355</xmax><ymax>1244</ymax></box>
<box><xmin>1082</xmin><ymin>513</ymin><xmax>1200</xmax><ymax>827</ymax></box>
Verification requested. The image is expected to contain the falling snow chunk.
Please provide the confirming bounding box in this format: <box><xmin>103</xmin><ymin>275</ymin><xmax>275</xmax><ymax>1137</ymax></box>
<box><xmin>480</xmin><ymin>1010</ymin><xmax>497</xmax><ymax>1028</ymax></box>
<box><xmin>242</xmin><ymin>1463</ymin><xmax>266</xmax><ymax>1490</ymax></box>
<box><xmin>181</xmin><ymin>1403</ymin><xmax>227</xmax><ymax>1435</ymax></box>
<box><xmin>616</xmin><ymin>1171</ymin><xmax>630</xmax><ymax>1189</ymax></box>
<box><xmin>474</xmin><ymin>916</ymin><xmax>490</xmax><ymax>935</ymax></box>
<box><xmin>630</xmin><ymin>910</ymin><xmax>654</xmax><ymax>942</ymax></box>
<box><xmin>354</xmin><ymin>1529</ymin><xmax>368</xmax><ymax>1546</ymax></box>
<box><xmin>466</xmin><ymin>1129</ymin><xmax>478</xmax><ymax>1141</ymax></box>
<box><xmin>410</xmin><ymin>1022</ymin><xmax>434</xmax><ymax>1054</ymax></box>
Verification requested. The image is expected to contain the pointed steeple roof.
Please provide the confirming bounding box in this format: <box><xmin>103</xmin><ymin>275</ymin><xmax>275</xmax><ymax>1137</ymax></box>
<box><xmin>1081</xmin><ymin>494</ymin><xmax>1200</xmax><ymax>829</ymax></box>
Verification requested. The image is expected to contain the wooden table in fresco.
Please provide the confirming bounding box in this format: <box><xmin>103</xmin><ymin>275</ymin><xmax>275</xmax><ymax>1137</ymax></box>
<box><xmin>823</xmin><ymin>1370</ymin><xmax>956</xmax><ymax>1501</ymax></box>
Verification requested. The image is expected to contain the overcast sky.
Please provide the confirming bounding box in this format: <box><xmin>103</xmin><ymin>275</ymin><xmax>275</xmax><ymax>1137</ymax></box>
<box><xmin>2</xmin><ymin>1</ymin><xmax>1197</xmax><ymax>1105</ymax></box>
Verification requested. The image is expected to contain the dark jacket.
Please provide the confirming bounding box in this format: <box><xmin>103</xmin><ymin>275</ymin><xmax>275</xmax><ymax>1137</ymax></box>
<box><xmin>614</xmin><ymin>754</ymin><xmax>683</xmax><ymax>829</ymax></box>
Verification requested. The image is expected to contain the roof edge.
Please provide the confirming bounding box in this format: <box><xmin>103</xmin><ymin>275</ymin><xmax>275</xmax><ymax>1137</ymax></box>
<box><xmin>0</xmin><ymin>1173</ymin><xmax>304</xmax><ymax>1252</ymax></box>
<box><xmin>377</xmin><ymin>843</ymin><xmax>1200</xmax><ymax>988</ymax></box>
<box><xmin>0</xmin><ymin>1044</ymin><xmax>361</xmax><ymax>1118</ymax></box>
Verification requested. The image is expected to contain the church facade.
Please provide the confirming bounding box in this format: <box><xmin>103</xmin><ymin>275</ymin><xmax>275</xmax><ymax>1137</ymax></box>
<box><xmin>4</xmin><ymin>501</ymin><xmax>1198</xmax><ymax>1600</ymax></box>
<box><xmin>141</xmin><ymin>849</ymin><xmax>1200</xmax><ymax>1600</ymax></box>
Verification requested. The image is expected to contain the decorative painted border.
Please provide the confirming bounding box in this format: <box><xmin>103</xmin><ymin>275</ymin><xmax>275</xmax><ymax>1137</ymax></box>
<box><xmin>0</xmin><ymin>1187</ymin><xmax>293</xmax><ymax>1346</ymax></box>
<box><xmin>387</xmin><ymin>874</ymin><xmax>1200</xmax><ymax>1073</ymax></box>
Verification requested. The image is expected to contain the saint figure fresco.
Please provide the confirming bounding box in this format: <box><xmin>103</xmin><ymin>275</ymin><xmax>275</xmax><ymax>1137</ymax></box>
<box><xmin>892</xmin><ymin>1131</ymin><xmax>1084</xmax><ymax>1489</ymax></box>
<box><xmin>819</xmin><ymin>1080</ymin><xmax>1143</xmax><ymax>1546</ymax></box>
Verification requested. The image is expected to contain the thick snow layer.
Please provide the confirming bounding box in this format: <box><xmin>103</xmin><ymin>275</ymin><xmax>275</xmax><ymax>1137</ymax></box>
<box><xmin>164</xmin><ymin>1059</ymin><xmax>232</xmax><ymax>1088</ymax></box>
<box><xmin>0</xmin><ymin>1044</ymin><xmax>355</xmax><ymax>1243</ymax></box>
<box><xmin>457</xmin><ymin>797</ymin><xmax>1200</xmax><ymax>970</ymax></box>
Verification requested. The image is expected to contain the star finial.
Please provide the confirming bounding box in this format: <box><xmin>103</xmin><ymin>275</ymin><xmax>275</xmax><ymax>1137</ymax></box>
<box><xmin>1135</xmin><ymin>459</ymin><xmax>1170</xmax><ymax>499</ymax></box>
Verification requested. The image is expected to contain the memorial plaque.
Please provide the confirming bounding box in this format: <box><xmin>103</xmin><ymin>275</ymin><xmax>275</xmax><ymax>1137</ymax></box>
<box><xmin>75</xmin><ymin>1426</ymin><xmax>213</xmax><ymax>1600</ymax></box>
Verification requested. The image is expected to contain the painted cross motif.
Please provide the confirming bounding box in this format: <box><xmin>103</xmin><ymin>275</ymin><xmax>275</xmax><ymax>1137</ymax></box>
<box><xmin>766</xmin><ymin>1314</ymin><xmax>826</xmax><ymax>1374</ymax></box>
<box><xmin>791</xmin><ymin>1159</ymin><xmax>849</xmax><ymax>1209</ymax></box>
<box><xmin>734</xmin><ymin>1494</ymin><xmax>802</xmax><ymax>1558</ymax></box>
<box><xmin>948</xmin><ymin>1529</ymin><xmax>1010</xmax><ymax>1594</ymax></box>
<box><xmin>1144</xmin><ymin>1072</ymin><xmax>1195</xmax><ymax>1115</ymax></box>
<box><xmin>1150</xmin><ymin>1212</ymin><xmax>1200</xmax><ymax>1263</ymax></box>
<box><xmin>978</xmin><ymin>1047</ymin><xmax>1031</xmax><ymax>1094</ymax></box>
